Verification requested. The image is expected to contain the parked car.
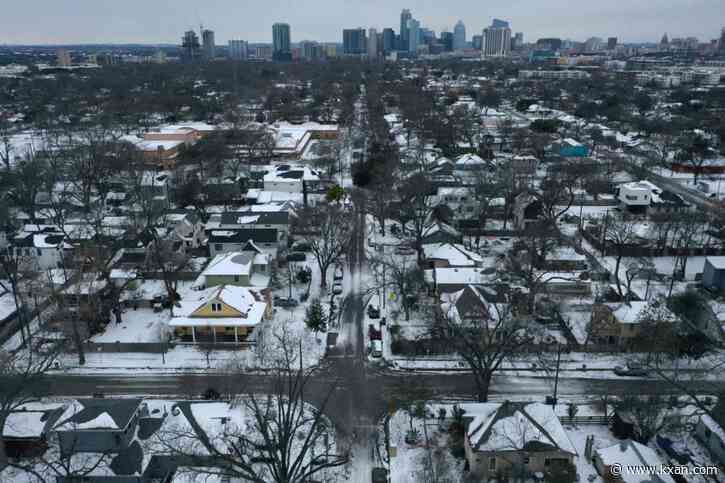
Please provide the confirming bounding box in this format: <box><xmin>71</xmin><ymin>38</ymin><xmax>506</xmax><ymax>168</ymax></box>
<box><xmin>291</xmin><ymin>241</ymin><xmax>312</xmax><ymax>252</ymax></box>
<box><xmin>286</xmin><ymin>252</ymin><xmax>306</xmax><ymax>262</ymax></box>
<box><xmin>334</xmin><ymin>266</ymin><xmax>344</xmax><ymax>281</ymax></box>
<box><xmin>613</xmin><ymin>361</ymin><xmax>649</xmax><ymax>377</ymax></box>
<box><xmin>275</xmin><ymin>297</ymin><xmax>299</xmax><ymax>308</ymax></box>
<box><xmin>370</xmin><ymin>339</ymin><xmax>383</xmax><ymax>358</ymax></box>
<box><xmin>332</xmin><ymin>283</ymin><xmax>343</xmax><ymax>295</ymax></box>
<box><xmin>368</xmin><ymin>324</ymin><xmax>382</xmax><ymax>341</ymax></box>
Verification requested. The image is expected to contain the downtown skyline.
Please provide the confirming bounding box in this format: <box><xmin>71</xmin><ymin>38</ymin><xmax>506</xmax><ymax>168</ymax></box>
<box><xmin>1</xmin><ymin>0</ymin><xmax>723</xmax><ymax>46</ymax></box>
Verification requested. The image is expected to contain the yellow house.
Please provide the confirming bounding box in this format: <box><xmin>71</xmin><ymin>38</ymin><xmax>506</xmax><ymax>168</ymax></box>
<box><xmin>168</xmin><ymin>285</ymin><xmax>270</xmax><ymax>345</ymax></box>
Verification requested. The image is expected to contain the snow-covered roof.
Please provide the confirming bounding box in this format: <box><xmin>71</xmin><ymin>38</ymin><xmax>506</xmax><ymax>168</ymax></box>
<box><xmin>595</xmin><ymin>440</ymin><xmax>674</xmax><ymax>483</ymax></box>
<box><xmin>423</xmin><ymin>243</ymin><xmax>484</xmax><ymax>267</ymax></box>
<box><xmin>3</xmin><ymin>411</ymin><xmax>50</xmax><ymax>438</ymax></box>
<box><xmin>706</xmin><ymin>256</ymin><xmax>725</xmax><ymax>270</ymax></box>
<box><xmin>173</xmin><ymin>285</ymin><xmax>267</xmax><ymax>327</ymax></box>
<box><xmin>455</xmin><ymin>153</ymin><xmax>486</xmax><ymax>166</ymax></box>
<box><xmin>464</xmin><ymin>402</ymin><xmax>577</xmax><ymax>455</ymax></box>
<box><xmin>202</xmin><ymin>252</ymin><xmax>253</xmax><ymax>277</ymax></box>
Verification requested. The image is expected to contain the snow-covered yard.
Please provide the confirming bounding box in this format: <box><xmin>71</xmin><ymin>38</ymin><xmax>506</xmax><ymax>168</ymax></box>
<box><xmin>90</xmin><ymin>308</ymin><xmax>169</xmax><ymax>343</ymax></box>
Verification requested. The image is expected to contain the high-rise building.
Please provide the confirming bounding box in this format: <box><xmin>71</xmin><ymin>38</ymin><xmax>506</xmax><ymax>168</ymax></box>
<box><xmin>482</xmin><ymin>20</ymin><xmax>511</xmax><ymax>57</ymax></box>
<box><xmin>382</xmin><ymin>28</ymin><xmax>395</xmax><ymax>54</ymax></box>
<box><xmin>181</xmin><ymin>30</ymin><xmax>200</xmax><ymax>61</ymax></box>
<box><xmin>272</xmin><ymin>23</ymin><xmax>292</xmax><ymax>61</ymax></box>
<box><xmin>472</xmin><ymin>35</ymin><xmax>483</xmax><ymax>50</ymax></box>
<box><xmin>228</xmin><ymin>40</ymin><xmax>248</xmax><ymax>60</ymax></box>
<box><xmin>202</xmin><ymin>29</ymin><xmax>215</xmax><ymax>59</ymax></box>
<box><xmin>407</xmin><ymin>18</ymin><xmax>420</xmax><ymax>55</ymax></box>
<box><xmin>343</xmin><ymin>28</ymin><xmax>367</xmax><ymax>55</ymax></box>
<box><xmin>511</xmin><ymin>32</ymin><xmax>524</xmax><ymax>50</ymax></box>
<box><xmin>56</xmin><ymin>49</ymin><xmax>71</xmax><ymax>67</ymax></box>
<box><xmin>441</xmin><ymin>31</ymin><xmax>454</xmax><ymax>52</ymax></box>
<box><xmin>719</xmin><ymin>28</ymin><xmax>725</xmax><ymax>52</ymax></box>
<box><xmin>584</xmin><ymin>37</ymin><xmax>603</xmax><ymax>52</ymax></box>
<box><xmin>453</xmin><ymin>20</ymin><xmax>466</xmax><ymax>50</ymax></box>
<box><xmin>400</xmin><ymin>9</ymin><xmax>412</xmax><ymax>51</ymax></box>
<box><xmin>536</xmin><ymin>38</ymin><xmax>562</xmax><ymax>51</ymax></box>
<box><xmin>300</xmin><ymin>41</ymin><xmax>324</xmax><ymax>60</ymax></box>
<box><xmin>367</xmin><ymin>28</ymin><xmax>379</xmax><ymax>60</ymax></box>
<box><xmin>607</xmin><ymin>37</ymin><xmax>618</xmax><ymax>50</ymax></box>
<box><xmin>324</xmin><ymin>43</ymin><xmax>338</xmax><ymax>58</ymax></box>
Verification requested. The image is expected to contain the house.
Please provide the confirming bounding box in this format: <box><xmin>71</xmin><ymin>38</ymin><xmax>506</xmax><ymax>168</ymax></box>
<box><xmin>420</xmin><ymin>222</ymin><xmax>463</xmax><ymax>245</ymax></box>
<box><xmin>594</xmin><ymin>439</ymin><xmax>675</xmax><ymax>483</ymax></box>
<box><xmin>617</xmin><ymin>180</ymin><xmax>689</xmax><ymax>215</ymax></box>
<box><xmin>454</xmin><ymin>153</ymin><xmax>488</xmax><ymax>171</ymax></box>
<box><xmin>124</xmin><ymin>123</ymin><xmax>215</xmax><ymax>168</ymax></box>
<box><xmin>2</xmin><ymin>408</ymin><xmax>63</xmax><ymax>458</ymax></box>
<box><xmin>703</xmin><ymin>256</ymin><xmax>725</xmax><ymax>291</ymax></box>
<box><xmin>168</xmin><ymin>285</ymin><xmax>270</xmax><ymax>344</ymax></box>
<box><xmin>440</xmin><ymin>284</ymin><xmax>491</xmax><ymax>323</ymax></box>
<box><xmin>424</xmin><ymin>265</ymin><xmax>497</xmax><ymax>293</ymax></box>
<box><xmin>262</xmin><ymin>164</ymin><xmax>321</xmax><ymax>193</ymax></box>
<box><xmin>463</xmin><ymin>401</ymin><xmax>577</xmax><ymax>480</ymax></box>
<box><xmin>422</xmin><ymin>243</ymin><xmax>485</xmax><ymax>268</ymax></box>
<box><xmin>54</xmin><ymin>398</ymin><xmax>145</xmax><ymax>456</ymax></box>
<box><xmin>695</xmin><ymin>414</ymin><xmax>725</xmax><ymax>466</ymax></box>
<box><xmin>211</xmin><ymin>210</ymin><xmax>291</xmax><ymax>243</ymax></box>
<box><xmin>544</xmin><ymin>247</ymin><xmax>588</xmax><ymax>271</ymax></box>
<box><xmin>548</xmin><ymin>138</ymin><xmax>589</xmax><ymax>158</ymax></box>
<box><xmin>207</xmin><ymin>229</ymin><xmax>280</xmax><ymax>258</ymax></box>
<box><xmin>162</xmin><ymin>211</ymin><xmax>205</xmax><ymax>250</ymax></box>
<box><xmin>9</xmin><ymin>229</ymin><xmax>73</xmax><ymax>270</ymax></box>
<box><xmin>195</xmin><ymin>246</ymin><xmax>271</xmax><ymax>289</ymax></box>
<box><xmin>588</xmin><ymin>301</ymin><xmax>676</xmax><ymax>348</ymax></box>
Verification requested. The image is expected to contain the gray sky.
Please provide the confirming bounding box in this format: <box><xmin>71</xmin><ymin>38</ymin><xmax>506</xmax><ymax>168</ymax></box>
<box><xmin>2</xmin><ymin>0</ymin><xmax>723</xmax><ymax>45</ymax></box>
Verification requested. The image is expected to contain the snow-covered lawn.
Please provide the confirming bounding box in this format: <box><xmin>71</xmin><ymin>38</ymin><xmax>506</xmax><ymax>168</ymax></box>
<box><xmin>90</xmin><ymin>308</ymin><xmax>169</xmax><ymax>343</ymax></box>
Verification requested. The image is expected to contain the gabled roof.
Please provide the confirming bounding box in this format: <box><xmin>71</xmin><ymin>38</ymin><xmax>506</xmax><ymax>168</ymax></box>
<box><xmin>423</xmin><ymin>242</ymin><xmax>484</xmax><ymax>267</ymax></box>
<box><xmin>176</xmin><ymin>285</ymin><xmax>264</xmax><ymax>318</ymax></box>
<box><xmin>595</xmin><ymin>440</ymin><xmax>674</xmax><ymax>483</ymax></box>
<box><xmin>465</xmin><ymin>401</ymin><xmax>576</xmax><ymax>455</ymax></box>
<box><xmin>55</xmin><ymin>399</ymin><xmax>143</xmax><ymax>432</ymax></box>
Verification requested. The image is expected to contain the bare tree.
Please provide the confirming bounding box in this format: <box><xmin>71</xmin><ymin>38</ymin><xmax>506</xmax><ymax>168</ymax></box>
<box><xmin>602</xmin><ymin>215</ymin><xmax>638</xmax><ymax>299</ymax></box>
<box><xmin>297</xmin><ymin>203</ymin><xmax>352</xmax><ymax>288</ymax></box>
<box><xmin>396</xmin><ymin>173</ymin><xmax>437</xmax><ymax>263</ymax></box>
<box><xmin>0</xmin><ymin>341</ymin><xmax>65</xmax><ymax>467</ymax></box>
<box><xmin>156</xmin><ymin>336</ymin><xmax>348</xmax><ymax>483</ymax></box>
<box><xmin>369</xmin><ymin>253</ymin><xmax>423</xmax><ymax>321</ymax></box>
<box><xmin>145</xmin><ymin>235</ymin><xmax>191</xmax><ymax>315</ymax></box>
<box><xmin>431</xmin><ymin>302</ymin><xmax>540</xmax><ymax>402</ymax></box>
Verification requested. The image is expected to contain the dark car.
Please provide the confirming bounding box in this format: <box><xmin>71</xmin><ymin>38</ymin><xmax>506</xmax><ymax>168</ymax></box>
<box><xmin>372</xmin><ymin>468</ymin><xmax>388</xmax><ymax>483</ymax></box>
<box><xmin>275</xmin><ymin>298</ymin><xmax>299</xmax><ymax>308</ymax></box>
<box><xmin>367</xmin><ymin>305</ymin><xmax>380</xmax><ymax>319</ymax></box>
<box><xmin>286</xmin><ymin>252</ymin><xmax>306</xmax><ymax>262</ymax></box>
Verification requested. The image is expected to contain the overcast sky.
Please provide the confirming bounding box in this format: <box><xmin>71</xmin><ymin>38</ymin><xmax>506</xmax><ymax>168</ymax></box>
<box><xmin>2</xmin><ymin>0</ymin><xmax>723</xmax><ymax>45</ymax></box>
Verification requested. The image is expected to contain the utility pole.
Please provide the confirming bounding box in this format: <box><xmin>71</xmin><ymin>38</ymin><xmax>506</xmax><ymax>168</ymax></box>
<box><xmin>551</xmin><ymin>342</ymin><xmax>562</xmax><ymax>409</ymax></box>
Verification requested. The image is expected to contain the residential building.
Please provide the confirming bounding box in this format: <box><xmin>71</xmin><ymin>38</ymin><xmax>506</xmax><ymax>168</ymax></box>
<box><xmin>440</xmin><ymin>285</ymin><xmax>491</xmax><ymax>324</ymax></box>
<box><xmin>400</xmin><ymin>9</ymin><xmax>412</xmax><ymax>51</ymax></box>
<box><xmin>168</xmin><ymin>285</ymin><xmax>270</xmax><ymax>344</ymax></box>
<box><xmin>422</xmin><ymin>243</ymin><xmax>486</xmax><ymax>268</ymax></box>
<box><xmin>617</xmin><ymin>180</ymin><xmax>689</xmax><ymax>214</ymax></box>
<box><xmin>196</xmin><ymin>246</ymin><xmax>271</xmax><ymax>289</ymax></box>
<box><xmin>2</xmin><ymin>408</ymin><xmax>63</xmax><ymax>458</ymax></box>
<box><xmin>202</xmin><ymin>29</ymin><xmax>215</xmax><ymax>59</ymax></box>
<box><xmin>594</xmin><ymin>440</ymin><xmax>675</xmax><ymax>483</ymax></box>
<box><xmin>263</xmin><ymin>164</ymin><xmax>321</xmax><ymax>193</ymax></box>
<box><xmin>228</xmin><ymin>39</ymin><xmax>248</xmax><ymax>60</ymax></box>
<box><xmin>607</xmin><ymin>37</ymin><xmax>618</xmax><ymax>50</ymax></box>
<box><xmin>207</xmin><ymin>229</ymin><xmax>280</xmax><ymax>257</ymax></box>
<box><xmin>588</xmin><ymin>301</ymin><xmax>677</xmax><ymax>348</ymax></box>
<box><xmin>54</xmin><ymin>398</ymin><xmax>144</xmax><ymax>456</ymax></box>
<box><xmin>463</xmin><ymin>401</ymin><xmax>577</xmax><ymax>480</ymax></box>
<box><xmin>272</xmin><ymin>23</ymin><xmax>292</xmax><ymax>61</ymax></box>
<box><xmin>703</xmin><ymin>256</ymin><xmax>725</xmax><ymax>291</ymax></box>
<box><xmin>482</xmin><ymin>20</ymin><xmax>511</xmax><ymax>57</ymax></box>
<box><xmin>300</xmin><ymin>40</ymin><xmax>324</xmax><ymax>60</ymax></box>
<box><xmin>343</xmin><ymin>28</ymin><xmax>367</xmax><ymax>55</ymax></box>
<box><xmin>548</xmin><ymin>138</ymin><xmax>589</xmax><ymax>158</ymax></box>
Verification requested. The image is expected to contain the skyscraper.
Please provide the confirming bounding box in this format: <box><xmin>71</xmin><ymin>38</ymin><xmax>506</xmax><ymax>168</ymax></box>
<box><xmin>343</xmin><ymin>28</ymin><xmax>367</xmax><ymax>55</ymax></box>
<box><xmin>181</xmin><ymin>30</ymin><xmax>200</xmax><ymax>62</ymax></box>
<box><xmin>607</xmin><ymin>37</ymin><xmax>618</xmax><ymax>50</ymax></box>
<box><xmin>228</xmin><ymin>40</ymin><xmax>248</xmax><ymax>60</ymax></box>
<box><xmin>482</xmin><ymin>20</ymin><xmax>511</xmax><ymax>57</ymax></box>
<box><xmin>368</xmin><ymin>28</ymin><xmax>379</xmax><ymax>60</ymax></box>
<box><xmin>382</xmin><ymin>28</ymin><xmax>395</xmax><ymax>54</ymax></box>
<box><xmin>272</xmin><ymin>23</ymin><xmax>291</xmax><ymax>61</ymax></box>
<box><xmin>441</xmin><ymin>31</ymin><xmax>454</xmax><ymax>52</ymax></box>
<box><xmin>720</xmin><ymin>27</ymin><xmax>725</xmax><ymax>52</ymax></box>
<box><xmin>202</xmin><ymin>29</ymin><xmax>215</xmax><ymax>59</ymax></box>
<box><xmin>407</xmin><ymin>18</ymin><xmax>420</xmax><ymax>55</ymax></box>
<box><xmin>472</xmin><ymin>35</ymin><xmax>483</xmax><ymax>50</ymax></box>
<box><xmin>453</xmin><ymin>20</ymin><xmax>466</xmax><ymax>50</ymax></box>
<box><xmin>400</xmin><ymin>9</ymin><xmax>412</xmax><ymax>51</ymax></box>
<box><xmin>512</xmin><ymin>32</ymin><xmax>524</xmax><ymax>50</ymax></box>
